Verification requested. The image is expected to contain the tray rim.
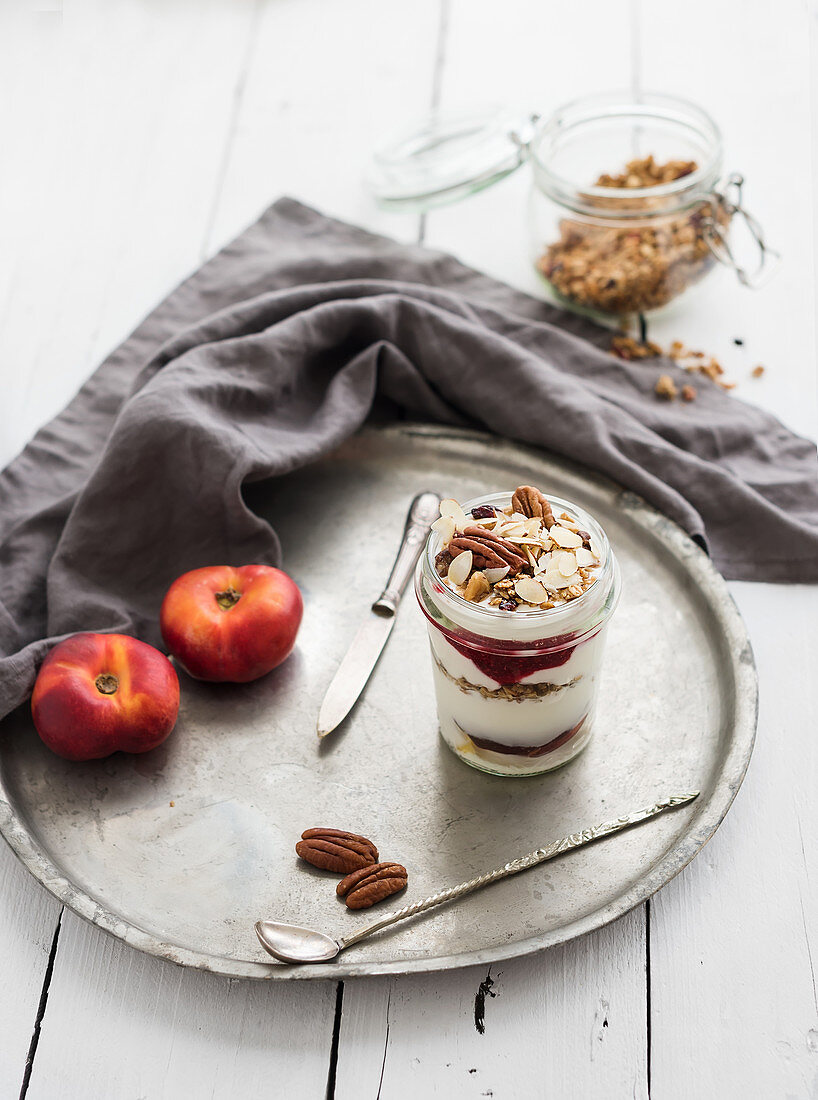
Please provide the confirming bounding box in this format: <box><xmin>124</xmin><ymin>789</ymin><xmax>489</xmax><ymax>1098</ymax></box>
<box><xmin>0</xmin><ymin>423</ymin><xmax>759</xmax><ymax>981</ymax></box>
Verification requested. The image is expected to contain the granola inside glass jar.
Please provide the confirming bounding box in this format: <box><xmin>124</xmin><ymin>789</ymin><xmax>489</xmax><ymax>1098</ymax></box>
<box><xmin>415</xmin><ymin>487</ymin><xmax>621</xmax><ymax>777</ymax></box>
<box><xmin>529</xmin><ymin>93</ymin><xmax>736</xmax><ymax>317</ymax></box>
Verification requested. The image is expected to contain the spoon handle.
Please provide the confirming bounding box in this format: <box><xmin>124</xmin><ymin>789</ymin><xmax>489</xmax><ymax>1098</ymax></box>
<box><xmin>338</xmin><ymin>792</ymin><xmax>698</xmax><ymax>952</ymax></box>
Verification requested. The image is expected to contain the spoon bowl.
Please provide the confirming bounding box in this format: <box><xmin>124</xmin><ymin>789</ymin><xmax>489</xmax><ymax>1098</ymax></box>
<box><xmin>255</xmin><ymin>920</ymin><xmax>341</xmax><ymax>964</ymax></box>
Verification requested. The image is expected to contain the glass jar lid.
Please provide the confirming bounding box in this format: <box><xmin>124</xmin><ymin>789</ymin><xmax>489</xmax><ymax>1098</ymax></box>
<box><xmin>367</xmin><ymin>106</ymin><xmax>534</xmax><ymax>210</ymax></box>
<box><xmin>368</xmin><ymin>93</ymin><xmax>723</xmax><ymax>217</ymax></box>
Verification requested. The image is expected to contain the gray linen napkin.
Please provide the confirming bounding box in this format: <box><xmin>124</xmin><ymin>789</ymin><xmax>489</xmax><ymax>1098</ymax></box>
<box><xmin>1</xmin><ymin>197</ymin><xmax>817</xmax><ymax>720</ymax></box>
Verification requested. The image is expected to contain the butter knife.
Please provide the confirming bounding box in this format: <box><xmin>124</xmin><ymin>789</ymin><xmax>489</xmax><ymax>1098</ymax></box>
<box><xmin>317</xmin><ymin>490</ymin><xmax>441</xmax><ymax>739</ymax></box>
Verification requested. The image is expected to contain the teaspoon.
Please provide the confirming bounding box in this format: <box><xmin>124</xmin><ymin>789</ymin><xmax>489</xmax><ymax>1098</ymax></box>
<box><xmin>255</xmin><ymin>791</ymin><xmax>699</xmax><ymax>965</ymax></box>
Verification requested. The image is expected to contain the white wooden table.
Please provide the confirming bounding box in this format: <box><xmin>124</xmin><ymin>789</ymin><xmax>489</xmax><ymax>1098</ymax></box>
<box><xmin>1</xmin><ymin>2</ymin><xmax>816</xmax><ymax>1096</ymax></box>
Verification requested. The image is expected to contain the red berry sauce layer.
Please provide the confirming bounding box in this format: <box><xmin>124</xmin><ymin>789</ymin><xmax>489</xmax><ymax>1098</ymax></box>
<box><xmin>465</xmin><ymin>716</ymin><xmax>586</xmax><ymax>758</ymax></box>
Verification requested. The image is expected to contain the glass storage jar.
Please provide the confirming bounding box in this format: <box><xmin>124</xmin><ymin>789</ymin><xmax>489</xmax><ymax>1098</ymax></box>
<box><xmin>370</xmin><ymin>92</ymin><xmax>774</xmax><ymax>320</ymax></box>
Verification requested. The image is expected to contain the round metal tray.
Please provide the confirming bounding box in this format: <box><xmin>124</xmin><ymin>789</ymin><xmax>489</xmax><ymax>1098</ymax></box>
<box><xmin>0</xmin><ymin>425</ymin><xmax>758</xmax><ymax>980</ymax></box>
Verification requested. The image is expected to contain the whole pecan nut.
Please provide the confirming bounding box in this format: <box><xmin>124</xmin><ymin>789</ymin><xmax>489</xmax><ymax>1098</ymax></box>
<box><xmin>511</xmin><ymin>485</ymin><xmax>555</xmax><ymax>528</ymax></box>
<box><xmin>448</xmin><ymin>536</ymin><xmax>507</xmax><ymax>572</ymax></box>
<box><xmin>457</xmin><ymin>527</ymin><xmax>529</xmax><ymax>574</ymax></box>
<box><xmin>336</xmin><ymin>862</ymin><xmax>409</xmax><ymax>909</ymax></box>
<box><xmin>296</xmin><ymin>828</ymin><xmax>379</xmax><ymax>874</ymax></box>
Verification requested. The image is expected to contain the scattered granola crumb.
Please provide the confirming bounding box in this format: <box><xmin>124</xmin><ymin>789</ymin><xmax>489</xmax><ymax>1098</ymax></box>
<box><xmin>611</xmin><ymin>334</ymin><xmax>662</xmax><ymax>361</ymax></box>
<box><xmin>655</xmin><ymin>374</ymin><xmax>678</xmax><ymax>400</ymax></box>
<box><xmin>169</xmin><ymin>801</ymin><xmax>175</xmax><ymax>807</ymax></box>
<box><xmin>752</xmin><ymin>365</ymin><xmax>765</xmax><ymax>378</ymax></box>
<box><xmin>610</xmin><ymin>332</ymin><xmax>738</xmax><ymax>392</ymax></box>
<box><xmin>681</xmin><ymin>384</ymin><xmax>697</xmax><ymax>402</ymax></box>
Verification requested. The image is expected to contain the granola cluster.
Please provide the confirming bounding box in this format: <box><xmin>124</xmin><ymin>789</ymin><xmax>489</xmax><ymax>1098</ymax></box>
<box><xmin>433</xmin><ymin>486</ymin><xmax>603</xmax><ymax>612</ymax></box>
<box><xmin>537</xmin><ymin>155</ymin><xmax>729</xmax><ymax>315</ymax></box>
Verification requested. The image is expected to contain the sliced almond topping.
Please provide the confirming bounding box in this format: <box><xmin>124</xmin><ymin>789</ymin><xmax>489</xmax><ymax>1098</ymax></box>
<box><xmin>514</xmin><ymin>577</ymin><xmax>549</xmax><ymax>605</ymax></box>
<box><xmin>534</xmin><ymin>551</ymin><xmax>552</xmax><ymax>575</ymax></box>
<box><xmin>541</xmin><ymin>569</ymin><xmax>565</xmax><ymax>591</ymax></box>
<box><xmin>543</xmin><ymin>569</ymin><xmax>580</xmax><ymax>590</ymax></box>
<box><xmin>500</xmin><ymin>523</ymin><xmax>527</xmax><ymax>538</ymax></box>
<box><xmin>556</xmin><ymin>550</ymin><xmax>577</xmax><ymax>577</ymax></box>
<box><xmin>550</xmin><ymin>526</ymin><xmax>583</xmax><ymax>549</ymax></box>
<box><xmin>483</xmin><ymin>565</ymin><xmax>510</xmax><ymax>584</ymax></box>
<box><xmin>439</xmin><ymin>499</ymin><xmax>469</xmax><ymax>530</ymax></box>
<box><xmin>431</xmin><ymin>515</ymin><xmax>456</xmax><ymax>545</ymax></box>
<box><xmin>447</xmin><ymin>550</ymin><xmax>473</xmax><ymax>586</ymax></box>
<box><xmin>437</xmin><ymin>492</ymin><xmax>604</xmax><ymax>610</ymax></box>
<box><xmin>502</xmin><ymin>535</ymin><xmax>544</xmax><ymax>547</ymax></box>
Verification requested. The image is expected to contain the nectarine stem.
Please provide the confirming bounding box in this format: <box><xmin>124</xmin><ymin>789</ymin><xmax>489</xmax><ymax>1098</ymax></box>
<box><xmin>215</xmin><ymin>586</ymin><xmax>241</xmax><ymax>611</ymax></box>
<box><xmin>95</xmin><ymin>673</ymin><xmax>119</xmax><ymax>695</ymax></box>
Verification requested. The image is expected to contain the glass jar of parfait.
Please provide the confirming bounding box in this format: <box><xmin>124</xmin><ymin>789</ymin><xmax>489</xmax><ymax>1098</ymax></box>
<box><xmin>415</xmin><ymin>485</ymin><xmax>620</xmax><ymax>777</ymax></box>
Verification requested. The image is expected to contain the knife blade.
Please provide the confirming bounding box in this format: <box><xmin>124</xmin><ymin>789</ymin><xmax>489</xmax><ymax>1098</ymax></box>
<box><xmin>317</xmin><ymin>490</ymin><xmax>441</xmax><ymax>739</ymax></box>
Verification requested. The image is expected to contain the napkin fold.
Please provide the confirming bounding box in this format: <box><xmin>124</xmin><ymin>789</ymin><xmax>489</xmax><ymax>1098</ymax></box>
<box><xmin>1</xmin><ymin>197</ymin><xmax>817</xmax><ymax>720</ymax></box>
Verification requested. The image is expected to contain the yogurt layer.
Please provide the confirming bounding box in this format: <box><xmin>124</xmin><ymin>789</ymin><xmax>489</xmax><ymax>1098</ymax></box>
<box><xmin>429</xmin><ymin>629</ymin><xmax>606</xmax><ymax>750</ymax></box>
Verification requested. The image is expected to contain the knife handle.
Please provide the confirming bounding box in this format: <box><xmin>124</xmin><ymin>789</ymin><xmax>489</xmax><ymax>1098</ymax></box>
<box><xmin>372</xmin><ymin>491</ymin><xmax>441</xmax><ymax>616</ymax></box>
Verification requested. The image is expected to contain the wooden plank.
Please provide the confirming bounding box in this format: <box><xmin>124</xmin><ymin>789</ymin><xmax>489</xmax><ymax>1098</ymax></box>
<box><xmin>640</xmin><ymin>0</ymin><xmax>817</xmax><ymax>437</ymax></box>
<box><xmin>0</xmin><ymin>0</ymin><xmax>263</xmax><ymax>467</ymax></box>
<box><xmin>650</xmin><ymin>584</ymin><xmax>818</xmax><ymax>1097</ymax></box>
<box><xmin>0</xmin><ymin>861</ymin><xmax>62</xmax><ymax>1099</ymax></box>
<box><xmin>1</xmin><ymin>0</ymin><xmax>439</xmax><ymax>1094</ymax></box>
<box><xmin>337</xmin><ymin>910</ymin><xmax>648</xmax><ymax>1099</ymax></box>
<box><xmin>0</xmin><ymin>0</ymin><xmax>268</xmax><ymax>1092</ymax></box>
<box><xmin>25</xmin><ymin>914</ymin><xmax>337</xmax><ymax>1099</ymax></box>
<box><xmin>637</xmin><ymin>1</ymin><xmax>818</xmax><ymax>1094</ymax></box>
<box><xmin>332</xmin><ymin>3</ymin><xmax>651</xmax><ymax>1095</ymax></box>
<box><xmin>419</xmin><ymin>0</ymin><xmax>642</xmax><ymax>298</ymax></box>
<box><xmin>205</xmin><ymin>0</ymin><xmax>440</xmax><ymax>254</ymax></box>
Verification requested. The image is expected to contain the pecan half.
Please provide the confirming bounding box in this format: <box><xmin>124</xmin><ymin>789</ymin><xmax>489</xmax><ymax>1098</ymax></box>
<box><xmin>336</xmin><ymin>862</ymin><xmax>409</xmax><ymax>909</ymax></box>
<box><xmin>296</xmin><ymin>828</ymin><xmax>379</xmax><ymax>874</ymax></box>
<box><xmin>448</xmin><ymin>535</ymin><xmax>506</xmax><ymax>572</ymax></box>
<box><xmin>461</xmin><ymin>526</ymin><xmax>529</xmax><ymax>574</ymax></box>
<box><xmin>511</xmin><ymin>485</ymin><xmax>555</xmax><ymax>528</ymax></box>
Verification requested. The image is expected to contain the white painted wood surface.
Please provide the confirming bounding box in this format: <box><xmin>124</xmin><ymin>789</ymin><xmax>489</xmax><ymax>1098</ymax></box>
<box><xmin>0</xmin><ymin>0</ymin><xmax>815</xmax><ymax>1096</ymax></box>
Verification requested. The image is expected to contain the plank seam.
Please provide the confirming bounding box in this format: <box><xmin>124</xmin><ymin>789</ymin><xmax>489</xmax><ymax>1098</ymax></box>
<box><xmin>325</xmin><ymin>980</ymin><xmax>344</xmax><ymax>1100</ymax></box>
<box><xmin>645</xmin><ymin>899</ymin><xmax>652</xmax><ymax>1099</ymax></box>
<box><xmin>418</xmin><ymin>0</ymin><xmax>450</xmax><ymax>246</ymax></box>
<box><xmin>375</xmin><ymin>986</ymin><xmax>392</xmax><ymax>1100</ymax></box>
<box><xmin>200</xmin><ymin>0</ymin><xmax>265</xmax><ymax>260</ymax></box>
<box><xmin>18</xmin><ymin>907</ymin><xmax>63</xmax><ymax>1100</ymax></box>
